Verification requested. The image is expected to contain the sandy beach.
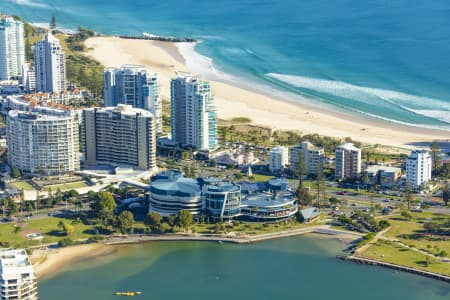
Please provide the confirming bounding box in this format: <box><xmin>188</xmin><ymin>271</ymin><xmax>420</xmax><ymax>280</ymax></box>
<box><xmin>30</xmin><ymin>243</ymin><xmax>115</xmax><ymax>279</ymax></box>
<box><xmin>85</xmin><ymin>36</ymin><xmax>450</xmax><ymax>148</ymax></box>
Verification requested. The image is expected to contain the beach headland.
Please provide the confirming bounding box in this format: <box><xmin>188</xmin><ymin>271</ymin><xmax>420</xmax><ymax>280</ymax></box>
<box><xmin>85</xmin><ymin>36</ymin><xmax>450</xmax><ymax>149</ymax></box>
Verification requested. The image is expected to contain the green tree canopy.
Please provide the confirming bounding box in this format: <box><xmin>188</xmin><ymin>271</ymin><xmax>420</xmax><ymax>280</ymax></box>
<box><xmin>177</xmin><ymin>210</ymin><xmax>193</xmax><ymax>231</ymax></box>
<box><xmin>144</xmin><ymin>212</ymin><xmax>163</xmax><ymax>232</ymax></box>
<box><xmin>116</xmin><ymin>211</ymin><xmax>134</xmax><ymax>234</ymax></box>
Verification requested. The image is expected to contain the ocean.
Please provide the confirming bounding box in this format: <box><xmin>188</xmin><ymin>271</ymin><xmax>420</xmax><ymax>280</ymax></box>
<box><xmin>3</xmin><ymin>0</ymin><xmax>450</xmax><ymax>130</ymax></box>
<box><xmin>38</xmin><ymin>237</ymin><xmax>450</xmax><ymax>300</ymax></box>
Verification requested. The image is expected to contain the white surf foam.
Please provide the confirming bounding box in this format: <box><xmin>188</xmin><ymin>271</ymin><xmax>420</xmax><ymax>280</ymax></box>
<box><xmin>267</xmin><ymin>73</ymin><xmax>450</xmax><ymax>124</ymax></box>
<box><xmin>10</xmin><ymin>0</ymin><xmax>49</xmax><ymax>9</ymax></box>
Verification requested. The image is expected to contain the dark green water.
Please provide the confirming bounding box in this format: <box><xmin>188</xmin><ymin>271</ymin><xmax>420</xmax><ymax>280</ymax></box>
<box><xmin>40</xmin><ymin>235</ymin><xmax>449</xmax><ymax>300</ymax></box>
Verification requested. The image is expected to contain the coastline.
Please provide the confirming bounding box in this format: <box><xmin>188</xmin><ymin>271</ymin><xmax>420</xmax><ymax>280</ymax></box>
<box><xmin>85</xmin><ymin>36</ymin><xmax>450</xmax><ymax>148</ymax></box>
<box><xmin>29</xmin><ymin>226</ymin><xmax>450</xmax><ymax>283</ymax></box>
<box><xmin>30</xmin><ymin>226</ymin><xmax>359</xmax><ymax>280</ymax></box>
<box><xmin>30</xmin><ymin>243</ymin><xmax>116</xmax><ymax>279</ymax></box>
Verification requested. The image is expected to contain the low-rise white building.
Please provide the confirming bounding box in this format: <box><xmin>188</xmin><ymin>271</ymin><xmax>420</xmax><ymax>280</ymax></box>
<box><xmin>406</xmin><ymin>150</ymin><xmax>432</xmax><ymax>188</ymax></box>
<box><xmin>0</xmin><ymin>249</ymin><xmax>38</xmax><ymax>300</ymax></box>
<box><xmin>269</xmin><ymin>145</ymin><xmax>289</xmax><ymax>173</ymax></box>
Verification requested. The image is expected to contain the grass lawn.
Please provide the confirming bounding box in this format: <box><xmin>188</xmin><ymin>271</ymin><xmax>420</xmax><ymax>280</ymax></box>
<box><xmin>361</xmin><ymin>239</ymin><xmax>450</xmax><ymax>276</ymax></box>
<box><xmin>10</xmin><ymin>181</ymin><xmax>36</xmax><ymax>191</ymax></box>
<box><xmin>248</xmin><ymin>174</ymin><xmax>275</xmax><ymax>182</ymax></box>
<box><xmin>382</xmin><ymin>212</ymin><xmax>450</xmax><ymax>256</ymax></box>
<box><xmin>0</xmin><ymin>216</ymin><xmax>97</xmax><ymax>248</ymax></box>
<box><xmin>45</xmin><ymin>181</ymin><xmax>88</xmax><ymax>191</ymax></box>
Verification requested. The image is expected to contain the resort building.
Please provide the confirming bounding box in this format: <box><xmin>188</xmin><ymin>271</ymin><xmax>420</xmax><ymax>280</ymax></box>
<box><xmin>290</xmin><ymin>141</ymin><xmax>325</xmax><ymax>175</ymax></box>
<box><xmin>239</xmin><ymin>178</ymin><xmax>298</xmax><ymax>222</ymax></box>
<box><xmin>0</xmin><ymin>249</ymin><xmax>38</xmax><ymax>300</ymax></box>
<box><xmin>171</xmin><ymin>73</ymin><xmax>217</xmax><ymax>150</ymax></box>
<box><xmin>34</xmin><ymin>32</ymin><xmax>66</xmax><ymax>93</ymax></box>
<box><xmin>21</xmin><ymin>62</ymin><xmax>36</xmax><ymax>93</ymax></box>
<box><xmin>364</xmin><ymin>165</ymin><xmax>402</xmax><ymax>187</ymax></box>
<box><xmin>82</xmin><ymin>105</ymin><xmax>156</xmax><ymax>170</ymax></box>
<box><xmin>0</xmin><ymin>17</ymin><xmax>24</xmax><ymax>80</ymax></box>
<box><xmin>148</xmin><ymin>170</ymin><xmax>298</xmax><ymax>222</ymax></box>
<box><xmin>202</xmin><ymin>178</ymin><xmax>241</xmax><ymax>219</ymax></box>
<box><xmin>269</xmin><ymin>146</ymin><xmax>289</xmax><ymax>173</ymax></box>
<box><xmin>406</xmin><ymin>150</ymin><xmax>432</xmax><ymax>188</ymax></box>
<box><xmin>335</xmin><ymin>143</ymin><xmax>361</xmax><ymax>180</ymax></box>
<box><xmin>149</xmin><ymin>170</ymin><xmax>203</xmax><ymax>217</ymax></box>
<box><xmin>7</xmin><ymin>109</ymin><xmax>80</xmax><ymax>176</ymax></box>
<box><xmin>103</xmin><ymin>65</ymin><xmax>162</xmax><ymax>134</ymax></box>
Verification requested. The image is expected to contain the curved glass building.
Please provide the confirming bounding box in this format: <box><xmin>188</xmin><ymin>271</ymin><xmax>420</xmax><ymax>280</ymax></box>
<box><xmin>149</xmin><ymin>170</ymin><xmax>202</xmax><ymax>216</ymax></box>
<box><xmin>240</xmin><ymin>191</ymin><xmax>298</xmax><ymax>222</ymax></box>
<box><xmin>203</xmin><ymin>180</ymin><xmax>241</xmax><ymax>219</ymax></box>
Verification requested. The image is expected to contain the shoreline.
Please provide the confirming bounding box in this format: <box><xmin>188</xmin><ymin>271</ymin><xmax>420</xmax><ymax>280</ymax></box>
<box><xmin>29</xmin><ymin>226</ymin><xmax>450</xmax><ymax>284</ymax></box>
<box><xmin>30</xmin><ymin>226</ymin><xmax>359</xmax><ymax>280</ymax></box>
<box><xmin>85</xmin><ymin>36</ymin><xmax>450</xmax><ymax>148</ymax></box>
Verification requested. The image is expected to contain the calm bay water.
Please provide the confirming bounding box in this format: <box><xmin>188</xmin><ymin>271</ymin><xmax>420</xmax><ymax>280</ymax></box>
<box><xmin>39</xmin><ymin>236</ymin><xmax>449</xmax><ymax>300</ymax></box>
<box><xmin>3</xmin><ymin>0</ymin><xmax>450</xmax><ymax>129</ymax></box>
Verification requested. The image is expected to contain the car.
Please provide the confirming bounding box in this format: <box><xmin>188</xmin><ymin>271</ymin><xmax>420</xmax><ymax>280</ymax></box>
<box><xmin>333</xmin><ymin>206</ymin><xmax>340</xmax><ymax>211</ymax></box>
<box><xmin>351</xmin><ymin>203</ymin><xmax>357</xmax><ymax>207</ymax></box>
<box><xmin>337</xmin><ymin>191</ymin><xmax>345</xmax><ymax>195</ymax></box>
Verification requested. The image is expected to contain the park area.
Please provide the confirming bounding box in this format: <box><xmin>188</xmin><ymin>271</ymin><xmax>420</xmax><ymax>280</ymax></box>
<box><xmin>360</xmin><ymin>212</ymin><xmax>450</xmax><ymax>276</ymax></box>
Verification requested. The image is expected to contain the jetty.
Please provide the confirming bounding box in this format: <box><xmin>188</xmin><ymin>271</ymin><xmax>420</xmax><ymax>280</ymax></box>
<box><xmin>119</xmin><ymin>35</ymin><xmax>196</xmax><ymax>43</ymax></box>
<box><xmin>336</xmin><ymin>255</ymin><xmax>450</xmax><ymax>283</ymax></box>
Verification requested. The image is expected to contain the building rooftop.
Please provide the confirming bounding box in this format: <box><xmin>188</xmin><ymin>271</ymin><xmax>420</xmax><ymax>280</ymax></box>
<box><xmin>88</xmin><ymin>104</ymin><xmax>154</xmax><ymax>118</ymax></box>
<box><xmin>241</xmin><ymin>191</ymin><xmax>296</xmax><ymax>209</ymax></box>
<box><xmin>337</xmin><ymin>143</ymin><xmax>360</xmax><ymax>151</ymax></box>
<box><xmin>150</xmin><ymin>170</ymin><xmax>201</xmax><ymax>197</ymax></box>
<box><xmin>300</xmin><ymin>207</ymin><xmax>319</xmax><ymax>220</ymax></box>
<box><xmin>365</xmin><ymin>165</ymin><xmax>401</xmax><ymax>173</ymax></box>
<box><xmin>0</xmin><ymin>249</ymin><xmax>34</xmax><ymax>277</ymax></box>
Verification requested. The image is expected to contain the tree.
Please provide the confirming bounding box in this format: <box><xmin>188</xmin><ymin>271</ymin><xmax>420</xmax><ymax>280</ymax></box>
<box><xmin>400</xmin><ymin>211</ymin><xmax>412</xmax><ymax>220</ymax></box>
<box><xmin>58</xmin><ymin>221</ymin><xmax>74</xmax><ymax>236</ymax></box>
<box><xmin>116</xmin><ymin>211</ymin><xmax>134</xmax><ymax>234</ymax></box>
<box><xmin>404</xmin><ymin>184</ymin><xmax>413</xmax><ymax>211</ymax></box>
<box><xmin>430</xmin><ymin>142</ymin><xmax>441</xmax><ymax>176</ymax></box>
<box><xmin>296</xmin><ymin>184</ymin><xmax>312</xmax><ymax>208</ymax></box>
<box><xmin>167</xmin><ymin>214</ymin><xmax>176</xmax><ymax>226</ymax></box>
<box><xmin>177</xmin><ymin>210</ymin><xmax>193</xmax><ymax>232</ymax></box>
<box><xmin>315</xmin><ymin>165</ymin><xmax>325</xmax><ymax>210</ymax></box>
<box><xmin>50</xmin><ymin>15</ymin><xmax>57</xmax><ymax>31</ymax></box>
<box><xmin>144</xmin><ymin>212</ymin><xmax>163</xmax><ymax>232</ymax></box>
<box><xmin>11</xmin><ymin>167</ymin><xmax>21</xmax><ymax>178</ymax></box>
<box><xmin>91</xmin><ymin>191</ymin><xmax>117</xmax><ymax>226</ymax></box>
<box><xmin>442</xmin><ymin>183</ymin><xmax>450</xmax><ymax>206</ymax></box>
<box><xmin>159</xmin><ymin>222</ymin><xmax>171</xmax><ymax>233</ymax></box>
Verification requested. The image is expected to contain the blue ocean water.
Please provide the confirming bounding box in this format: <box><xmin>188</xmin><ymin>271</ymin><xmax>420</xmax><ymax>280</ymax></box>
<box><xmin>4</xmin><ymin>0</ymin><xmax>450</xmax><ymax>129</ymax></box>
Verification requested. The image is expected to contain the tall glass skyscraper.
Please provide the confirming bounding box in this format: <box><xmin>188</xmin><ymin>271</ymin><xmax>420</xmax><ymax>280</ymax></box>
<box><xmin>103</xmin><ymin>65</ymin><xmax>162</xmax><ymax>134</ymax></box>
<box><xmin>171</xmin><ymin>73</ymin><xmax>217</xmax><ymax>150</ymax></box>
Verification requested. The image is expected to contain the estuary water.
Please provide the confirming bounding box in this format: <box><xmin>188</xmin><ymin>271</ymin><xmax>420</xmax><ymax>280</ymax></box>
<box><xmin>39</xmin><ymin>236</ymin><xmax>449</xmax><ymax>300</ymax></box>
<box><xmin>3</xmin><ymin>0</ymin><xmax>450</xmax><ymax>129</ymax></box>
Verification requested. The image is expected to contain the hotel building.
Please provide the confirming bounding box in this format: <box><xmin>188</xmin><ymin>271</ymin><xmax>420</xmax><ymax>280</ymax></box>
<box><xmin>0</xmin><ymin>16</ymin><xmax>24</xmax><ymax>81</ymax></box>
<box><xmin>34</xmin><ymin>32</ymin><xmax>66</xmax><ymax>93</ymax></box>
<box><xmin>103</xmin><ymin>65</ymin><xmax>162</xmax><ymax>134</ymax></box>
<box><xmin>171</xmin><ymin>73</ymin><xmax>217</xmax><ymax>150</ymax></box>
<box><xmin>335</xmin><ymin>143</ymin><xmax>361</xmax><ymax>180</ymax></box>
<box><xmin>7</xmin><ymin>109</ymin><xmax>80</xmax><ymax>176</ymax></box>
<box><xmin>406</xmin><ymin>150</ymin><xmax>432</xmax><ymax>188</ymax></box>
<box><xmin>269</xmin><ymin>146</ymin><xmax>289</xmax><ymax>173</ymax></box>
<box><xmin>0</xmin><ymin>249</ymin><xmax>38</xmax><ymax>300</ymax></box>
<box><xmin>149</xmin><ymin>170</ymin><xmax>203</xmax><ymax>217</ymax></box>
<box><xmin>290</xmin><ymin>141</ymin><xmax>325</xmax><ymax>175</ymax></box>
<box><xmin>149</xmin><ymin>170</ymin><xmax>298</xmax><ymax>222</ymax></box>
<box><xmin>82</xmin><ymin>104</ymin><xmax>156</xmax><ymax>170</ymax></box>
